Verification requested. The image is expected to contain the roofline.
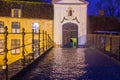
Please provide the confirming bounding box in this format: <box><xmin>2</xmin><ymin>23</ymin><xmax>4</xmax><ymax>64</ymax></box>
<box><xmin>54</xmin><ymin>0</ymin><xmax>89</xmax><ymax>5</ymax></box>
<box><xmin>55</xmin><ymin>3</ymin><xmax>88</xmax><ymax>5</ymax></box>
<box><xmin>1</xmin><ymin>0</ymin><xmax>50</xmax><ymax>4</ymax></box>
<box><xmin>0</xmin><ymin>16</ymin><xmax>53</xmax><ymax>20</ymax></box>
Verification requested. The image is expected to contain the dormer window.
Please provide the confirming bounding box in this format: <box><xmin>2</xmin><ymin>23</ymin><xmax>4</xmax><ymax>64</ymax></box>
<box><xmin>14</xmin><ymin>9</ymin><xmax>19</xmax><ymax>17</ymax></box>
<box><xmin>11</xmin><ymin>9</ymin><xmax>21</xmax><ymax>18</ymax></box>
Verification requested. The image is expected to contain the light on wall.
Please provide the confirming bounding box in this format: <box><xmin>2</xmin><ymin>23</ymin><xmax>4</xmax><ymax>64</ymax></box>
<box><xmin>32</xmin><ymin>22</ymin><xmax>40</xmax><ymax>29</ymax></box>
<box><xmin>32</xmin><ymin>22</ymin><xmax>40</xmax><ymax>33</ymax></box>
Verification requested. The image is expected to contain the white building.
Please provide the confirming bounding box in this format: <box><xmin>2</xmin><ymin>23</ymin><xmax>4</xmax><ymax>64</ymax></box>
<box><xmin>53</xmin><ymin>0</ymin><xmax>88</xmax><ymax>48</ymax></box>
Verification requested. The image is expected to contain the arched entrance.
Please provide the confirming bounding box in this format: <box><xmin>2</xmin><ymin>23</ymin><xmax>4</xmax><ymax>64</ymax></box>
<box><xmin>62</xmin><ymin>23</ymin><xmax>78</xmax><ymax>48</ymax></box>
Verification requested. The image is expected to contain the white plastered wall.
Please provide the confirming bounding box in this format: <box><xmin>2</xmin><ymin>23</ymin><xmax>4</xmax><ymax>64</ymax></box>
<box><xmin>54</xmin><ymin>2</ymin><xmax>88</xmax><ymax>47</ymax></box>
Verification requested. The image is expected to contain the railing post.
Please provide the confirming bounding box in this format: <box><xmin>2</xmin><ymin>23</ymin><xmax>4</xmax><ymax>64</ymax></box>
<box><xmin>96</xmin><ymin>34</ymin><xmax>97</xmax><ymax>48</ymax></box>
<box><xmin>99</xmin><ymin>35</ymin><xmax>101</xmax><ymax>49</ymax></box>
<box><xmin>48</xmin><ymin>34</ymin><xmax>50</xmax><ymax>48</ymax></box>
<box><xmin>43</xmin><ymin>30</ymin><xmax>44</xmax><ymax>52</ymax></box>
<box><xmin>48</xmin><ymin>34</ymin><xmax>52</xmax><ymax>47</ymax></box>
<box><xmin>38</xmin><ymin>29</ymin><xmax>40</xmax><ymax>56</ymax></box>
<box><xmin>32</xmin><ymin>29</ymin><xmax>34</xmax><ymax>60</ymax></box>
<box><xmin>22</xmin><ymin>28</ymin><xmax>25</xmax><ymax>65</ymax></box>
<box><xmin>94</xmin><ymin>34</ymin><xmax>96</xmax><ymax>47</ymax></box>
<box><xmin>3</xmin><ymin>26</ymin><xmax>8</xmax><ymax>80</ymax></box>
<box><xmin>103</xmin><ymin>34</ymin><xmax>106</xmax><ymax>53</ymax></box>
<box><xmin>46</xmin><ymin>31</ymin><xmax>47</xmax><ymax>50</ymax></box>
<box><xmin>91</xmin><ymin>35</ymin><xmax>92</xmax><ymax>47</ymax></box>
<box><xmin>98</xmin><ymin>34</ymin><xmax>100</xmax><ymax>49</ymax></box>
<box><xmin>110</xmin><ymin>33</ymin><xmax>112</xmax><ymax>54</ymax></box>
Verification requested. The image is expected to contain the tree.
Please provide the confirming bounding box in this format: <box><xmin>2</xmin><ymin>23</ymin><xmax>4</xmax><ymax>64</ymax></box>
<box><xmin>96</xmin><ymin>0</ymin><xmax>120</xmax><ymax>18</ymax></box>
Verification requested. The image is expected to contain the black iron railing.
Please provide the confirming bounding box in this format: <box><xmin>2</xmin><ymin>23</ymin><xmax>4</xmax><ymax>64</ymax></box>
<box><xmin>0</xmin><ymin>26</ymin><xmax>54</xmax><ymax>80</ymax></box>
<box><xmin>87</xmin><ymin>33</ymin><xmax>120</xmax><ymax>61</ymax></box>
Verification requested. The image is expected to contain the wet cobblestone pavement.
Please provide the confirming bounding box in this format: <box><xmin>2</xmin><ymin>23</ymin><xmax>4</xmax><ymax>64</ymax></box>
<box><xmin>22</xmin><ymin>48</ymin><xmax>120</xmax><ymax>80</ymax></box>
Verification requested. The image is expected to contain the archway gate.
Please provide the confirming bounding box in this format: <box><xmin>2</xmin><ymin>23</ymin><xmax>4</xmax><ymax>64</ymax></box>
<box><xmin>62</xmin><ymin>23</ymin><xmax>78</xmax><ymax>48</ymax></box>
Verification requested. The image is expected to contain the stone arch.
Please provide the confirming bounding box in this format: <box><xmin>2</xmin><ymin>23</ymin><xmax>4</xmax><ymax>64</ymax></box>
<box><xmin>62</xmin><ymin>22</ymin><xmax>78</xmax><ymax>48</ymax></box>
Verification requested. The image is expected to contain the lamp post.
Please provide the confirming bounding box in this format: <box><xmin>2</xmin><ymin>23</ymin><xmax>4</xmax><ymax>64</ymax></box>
<box><xmin>110</xmin><ymin>33</ymin><xmax>112</xmax><ymax>54</ymax></box>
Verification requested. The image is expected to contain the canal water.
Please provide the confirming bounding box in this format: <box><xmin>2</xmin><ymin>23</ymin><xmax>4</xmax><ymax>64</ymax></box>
<box><xmin>22</xmin><ymin>48</ymin><xmax>120</xmax><ymax>80</ymax></box>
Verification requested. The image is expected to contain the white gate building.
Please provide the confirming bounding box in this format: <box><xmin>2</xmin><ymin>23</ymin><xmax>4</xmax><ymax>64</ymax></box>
<box><xmin>53</xmin><ymin>0</ymin><xmax>88</xmax><ymax>48</ymax></box>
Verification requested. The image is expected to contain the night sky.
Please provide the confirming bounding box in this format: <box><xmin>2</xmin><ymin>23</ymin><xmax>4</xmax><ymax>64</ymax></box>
<box><xmin>10</xmin><ymin>0</ymin><xmax>120</xmax><ymax>18</ymax></box>
<box><xmin>30</xmin><ymin>0</ymin><xmax>100</xmax><ymax>16</ymax></box>
<box><xmin>39</xmin><ymin>0</ymin><xmax>120</xmax><ymax>18</ymax></box>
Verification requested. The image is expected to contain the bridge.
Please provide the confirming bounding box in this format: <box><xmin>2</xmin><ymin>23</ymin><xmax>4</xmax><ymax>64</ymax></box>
<box><xmin>0</xmin><ymin>27</ymin><xmax>120</xmax><ymax>80</ymax></box>
<box><xmin>11</xmin><ymin>48</ymin><xmax>120</xmax><ymax>80</ymax></box>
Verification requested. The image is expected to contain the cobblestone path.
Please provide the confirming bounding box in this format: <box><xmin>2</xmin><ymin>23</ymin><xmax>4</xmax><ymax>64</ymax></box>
<box><xmin>22</xmin><ymin>48</ymin><xmax>120</xmax><ymax>80</ymax></box>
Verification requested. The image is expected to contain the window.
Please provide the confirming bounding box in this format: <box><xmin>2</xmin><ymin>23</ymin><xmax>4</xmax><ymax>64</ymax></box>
<box><xmin>11</xmin><ymin>9</ymin><xmax>21</xmax><ymax>18</ymax></box>
<box><xmin>32</xmin><ymin>23</ymin><xmax>40</xmax><ymax>33</ymax></box>
<box><xmin>0</xmin><ymin>21</ymin><xmax>4</xmax><ymax>33</ymax></box>
<box><xmin>12</xmin><ymin>22</ymin><xmax>20</xmax><ymax>33</ymax></box>
<box><xmin>11</xmin><ymin>39</ymin><xmax>20</xmax><ymax>54</ymax></box>
<box><xmin>0</xmin><ymin>39</ymin><xmax>4</xmax><ymax>53</ymax></box>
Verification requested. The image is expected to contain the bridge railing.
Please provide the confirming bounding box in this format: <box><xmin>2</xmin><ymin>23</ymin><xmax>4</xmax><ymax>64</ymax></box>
<box><xmin>0</xmin><ymin>26</ymin><xmax>54</xmax><ymax>80</ymax></box>
<box><xmin>87</xmin><ymin>34</ymin><xmax>120</xmax><ymax>61</ymax></box>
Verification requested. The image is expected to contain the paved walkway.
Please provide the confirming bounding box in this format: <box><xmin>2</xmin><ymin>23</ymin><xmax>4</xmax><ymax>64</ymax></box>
<box><xmin>0</xmin><ymin>53</ymin><xmax>34</xmax><ymax>80</ymax></box>
<box><xmin>21</xmin><ymin>48</ymin><xmax>120</xmax><ymax>80</ymax></box>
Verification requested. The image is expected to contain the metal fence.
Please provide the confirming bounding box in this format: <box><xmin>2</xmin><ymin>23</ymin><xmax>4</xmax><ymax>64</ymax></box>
<box><xmin>0</xmin><ymin>26</ymin><xmax>54</xmax><ymax>80</ymax></box>
<box><xmin>87</xmin><ymin>34</ymin><xmax>120</xmax><ymax>61</ymax></box>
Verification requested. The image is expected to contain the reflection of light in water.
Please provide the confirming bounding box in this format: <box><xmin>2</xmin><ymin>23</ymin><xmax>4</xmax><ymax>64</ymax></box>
<box><xmin>50</xmin><ymin>48</ymin><xmax>88</xmax><ymax>79</ymax></box>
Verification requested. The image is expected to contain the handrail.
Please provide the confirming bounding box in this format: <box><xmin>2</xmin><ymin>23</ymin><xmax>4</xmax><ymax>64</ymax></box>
<box><xmin>87</xmin><ymin>33</ymin><xmax>120</xmax><ymax>61</ymax></box>
<box><xmin>0</xmin><ymin>26</ymin><xmax>54</xmax><ymax>80</ymax></box>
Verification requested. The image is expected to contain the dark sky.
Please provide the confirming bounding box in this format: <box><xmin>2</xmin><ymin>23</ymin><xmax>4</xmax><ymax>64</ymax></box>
<box><xmin>41</xmin><ymin>0</ymin><xmax>99</xmax><ymax>16</ymax></box>
<box><xmin>40</xmin><ymin>0</ymin><xmax>98</xmax><ymax>15</ymax></box>
<box><xmin>13</xmin><ymin>0</ymin><xmax>120</xmax><ymax>18</ymax></box>
<box><xmin>10</xmin><ymin>0</ymin><xmax>97</xmax><ymax>15</ymax></box>
<box><xmin>86</xmin><ymin>0</ymin><xmax>99</xmax><ymax>15</ymax></box>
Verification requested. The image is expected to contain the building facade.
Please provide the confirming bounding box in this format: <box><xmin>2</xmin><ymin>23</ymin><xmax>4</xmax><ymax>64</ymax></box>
<box><xmin>53</xmin><ymin>0</ymin><xmax>88</xmax><ymax>48</ymax></box>
<box><xmin>0</xmin><ymin>1</ymin><xmax>53</xmax><ymax>65</ymax></box>
<box><xmin>0</xmin><ymin>0</ymin><xmax>88</xmax><ymax>65</ymax></box>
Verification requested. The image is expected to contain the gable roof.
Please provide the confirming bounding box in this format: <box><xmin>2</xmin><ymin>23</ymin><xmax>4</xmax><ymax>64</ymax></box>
<box><xmin>55</xmin><ymin>0</ymin><xmax>88</xmax><ymax>5</ymax></box>
<box><xmin>0</xmin><ymin>1</ymin><xmax>53</xmax><ymax>19</ymax></box>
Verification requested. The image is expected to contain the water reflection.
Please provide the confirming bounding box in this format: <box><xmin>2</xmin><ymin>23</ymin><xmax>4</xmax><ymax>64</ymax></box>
<box><xmin>50</xmin><ymin>48</ymin><xmax>87</xmax><ymax>79</ymax></box>
<box><xmin>22</xmin><ymin>48</ymin><xmax>88</xmax><ymax>80</ymax></box>
<box><xmin>22</xmin><ymin>48</ymin><xmax>120</xmax><ymax>80</ymax></box>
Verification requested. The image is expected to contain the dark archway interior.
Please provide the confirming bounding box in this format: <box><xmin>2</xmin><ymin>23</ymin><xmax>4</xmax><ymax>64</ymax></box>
<box><xmin>62</xmin><ymin>23</ymin><xmax>78</xmax><ymax>48</ymax></box>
